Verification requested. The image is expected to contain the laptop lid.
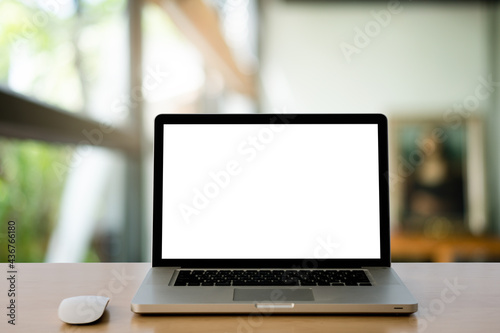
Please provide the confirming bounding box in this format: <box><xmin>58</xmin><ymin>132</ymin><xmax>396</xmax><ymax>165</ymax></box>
<box><xmin>152</xmin><ymin>113</ymin><xmax>390</xmax><ymax>269</ymax></box>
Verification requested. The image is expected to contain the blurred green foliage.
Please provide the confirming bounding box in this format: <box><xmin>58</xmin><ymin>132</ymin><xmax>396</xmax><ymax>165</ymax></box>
<box><xmin>0</xmin><ymin>0</ymin><xmax>126</xmax><ymax>111</ymax></box>
<box><xmin>0</xmin><ymin>0</ymin><xmax>126</xmax><ymax>262</ymax></box>
<box><xmin>0</xmin><ymin>138</ymin><xmax>73</xmax><ymax>262</ymax></box>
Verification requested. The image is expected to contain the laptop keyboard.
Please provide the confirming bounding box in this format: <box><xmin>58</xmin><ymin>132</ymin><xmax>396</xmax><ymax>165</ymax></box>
<box><xmin>174</xmin><ymin>269</ymin><xmax>371</xmax><ymax>286</ymax></box>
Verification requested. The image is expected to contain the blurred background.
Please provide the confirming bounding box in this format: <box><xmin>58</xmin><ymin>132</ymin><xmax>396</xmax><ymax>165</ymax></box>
<box><xmin>1</xmin><ymin>0</ymin><xmax>499</xmax><ymax>263</ymax></box>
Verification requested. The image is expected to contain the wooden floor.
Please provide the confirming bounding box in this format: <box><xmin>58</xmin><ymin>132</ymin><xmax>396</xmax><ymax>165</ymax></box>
<box><xmin>391</xmin><ymin>232</ymin><xmax>500</xmax><ymax>262</ymax></box>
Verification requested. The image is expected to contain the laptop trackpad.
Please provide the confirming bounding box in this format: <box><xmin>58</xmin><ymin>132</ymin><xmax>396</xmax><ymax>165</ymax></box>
<box><xmin>233</xmin><ymin>289</ymin><xmax>314</xmax><ymax>302</ymax></box>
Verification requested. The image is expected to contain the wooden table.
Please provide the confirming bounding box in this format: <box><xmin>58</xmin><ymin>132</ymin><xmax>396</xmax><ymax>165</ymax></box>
<box><xmin>1</xmin><ymin>263</ymin><xmax>499</xmax><ymax>332</ymax></box>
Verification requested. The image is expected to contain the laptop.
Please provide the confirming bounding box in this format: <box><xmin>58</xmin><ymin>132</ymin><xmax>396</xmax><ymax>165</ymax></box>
<box><xmin>131</xmin><ymin>113</ymin><xmax>418</xmax><ymax>314</ymax></box>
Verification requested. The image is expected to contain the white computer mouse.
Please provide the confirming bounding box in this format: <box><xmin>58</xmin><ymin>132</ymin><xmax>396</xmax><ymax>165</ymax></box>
<box><xmin>58</xmin><ymin>295</ymin><xmax>110</xmax><ymax>324</ymax></box>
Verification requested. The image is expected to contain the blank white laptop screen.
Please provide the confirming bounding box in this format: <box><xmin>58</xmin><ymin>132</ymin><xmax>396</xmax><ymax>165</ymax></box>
<box><xmin>162</xmin><ymin>124</ymin><xmax>380</xmax><ymax>259</ymax></box>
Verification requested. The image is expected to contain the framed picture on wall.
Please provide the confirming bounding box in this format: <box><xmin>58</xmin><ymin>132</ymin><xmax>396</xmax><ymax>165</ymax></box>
<box><xmin>389</xmin><ymin>116</ymin><xmax>487</xmax><ymax>238</ymax></box>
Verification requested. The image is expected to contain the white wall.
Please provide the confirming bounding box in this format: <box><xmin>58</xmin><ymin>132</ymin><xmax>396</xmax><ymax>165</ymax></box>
<box><xmin>260</xmin><ymin>0</ymin><xmax>499</xmax><ymax>232</ymax></box>
<box><xmin>260</xmin><ymin>1</ymin><xmax>489</xmax><ymax>115</ymax></box>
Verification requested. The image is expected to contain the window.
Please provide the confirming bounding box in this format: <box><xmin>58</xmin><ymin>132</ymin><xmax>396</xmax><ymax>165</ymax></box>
<box><xmin>0</xmin><ymin>0</ymin><xmax>140</xmax><ymax>263</ymax></box>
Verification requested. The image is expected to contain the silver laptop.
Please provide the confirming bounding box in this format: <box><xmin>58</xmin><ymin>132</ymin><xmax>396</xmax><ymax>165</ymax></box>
<box><xmin>131</xmin><ymin>113</ymin><xmax>418</xmax><ymax>314</ymax></box>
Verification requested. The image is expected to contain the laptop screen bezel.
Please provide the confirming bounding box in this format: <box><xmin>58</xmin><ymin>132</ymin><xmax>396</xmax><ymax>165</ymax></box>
<box><xmin>152</xmin><ymin>113</ymin><xmax>391</xmax><ymax>268</ymax></box>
